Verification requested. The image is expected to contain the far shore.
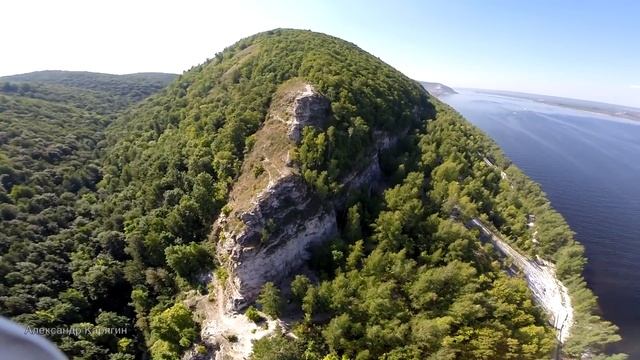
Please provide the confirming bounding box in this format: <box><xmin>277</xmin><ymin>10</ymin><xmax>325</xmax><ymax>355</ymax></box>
<box><xmin>459</xmin><ymin>88</ymin><xmax>640</xmax><ymax>122</ymax></box>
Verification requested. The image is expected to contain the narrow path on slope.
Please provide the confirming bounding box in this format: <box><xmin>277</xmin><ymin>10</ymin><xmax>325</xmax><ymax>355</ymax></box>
<box><xmin>469</xmin><ymin>218</ymin><xmax>573</xmax><ymax>343</ymax></box>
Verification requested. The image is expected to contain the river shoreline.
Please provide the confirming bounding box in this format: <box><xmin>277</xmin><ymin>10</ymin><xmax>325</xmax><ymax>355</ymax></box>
<box><xmin>469</xmin><ymin>218</ymin><xmax>574</xmax><ymax>343</ymax></box>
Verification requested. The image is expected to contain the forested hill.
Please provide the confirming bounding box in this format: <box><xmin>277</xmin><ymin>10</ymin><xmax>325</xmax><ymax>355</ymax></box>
<box><xmin>0</xmin><ymin>29</ymin><xmax>625</xmax><ymax>360</ymax></box>
<box><xmin>1</xmin><ymin>71</ymin><xmax>177</xmax><ymax>114</ymax></box>
<box><xmin>0</xmin><ymin>71</ymin><xmax>174</xmax><ymax>359</ymax></box>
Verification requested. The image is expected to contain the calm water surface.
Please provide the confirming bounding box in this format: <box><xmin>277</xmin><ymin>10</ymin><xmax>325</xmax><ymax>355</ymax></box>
<box><xmin>442</xmin><ymin>90</ymin><xmax>640</xmax><ymax>357</ymax></box>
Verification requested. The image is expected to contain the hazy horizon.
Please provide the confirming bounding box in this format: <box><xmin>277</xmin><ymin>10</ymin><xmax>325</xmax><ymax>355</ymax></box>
<box><xmin>5</xmin><ymin>68</ymin><xmax>639</xmax><ymax>111</ymax></box>
<box><xmin>2</xmin><ymin>0</ymin><xmax>639</xmax><ymax>107</ymax></box>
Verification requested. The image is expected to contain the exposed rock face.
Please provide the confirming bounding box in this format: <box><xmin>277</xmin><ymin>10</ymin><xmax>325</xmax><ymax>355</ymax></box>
<box><xmin>216</xmin><ymin>175</ymin><xmax>337</xmax><ymax>310</ymax></box>
<box><xmin>200</xmin><ymin>81</ymin><xmax>423</xmax><ymax>360</ymax></box>
<box><xmin>212</xmin><ymin>82</ymin><xmax>337</xmax><ymax>311</ymax></box>
<box><xmin>287</xmin><ymin>84</ymin><xmax>330</xmax><ymax>143</ymax></box>
<box><xmin>212</xmin><ymin>82</ymin><xmax>405</xmax><ymax>312</ymax></box>
<box><xmin>338</xmin><ymin>129</ymin><xmax>405</xmax><ymax>199</ymax></box>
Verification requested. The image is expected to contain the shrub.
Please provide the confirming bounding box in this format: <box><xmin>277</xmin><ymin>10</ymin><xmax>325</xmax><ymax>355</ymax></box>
<box><xmin>245</xmin><ymin>306</ymin><xmax>262</xmax><ymax>323</ymax></box>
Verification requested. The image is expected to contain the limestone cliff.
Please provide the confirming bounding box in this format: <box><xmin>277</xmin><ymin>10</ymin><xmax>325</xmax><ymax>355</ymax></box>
<box><xmin>214</xmin><ymin>173</ymin><xmax>337</xmax><ymax>311</ymax></box>
<box><xmin>211</xmin><ymin>80</ymin><xmax>402</xmax><ymax>311</ymax></box>
<box><xmin>287</xmin><ymin>84</ymin><xmax>331</xmax><ymax>143</ymax></box>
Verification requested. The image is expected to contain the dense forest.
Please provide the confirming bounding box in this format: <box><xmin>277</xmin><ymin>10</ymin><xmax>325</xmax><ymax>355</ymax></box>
<box><xmin>0</xmin><ymin>71</ymin><xmax>176</xmax><ymax>359</ymax></box>
<box><xmin>1</xmin><ymin>71</ymin><xmax>177</xmax><ymax>114</ymax></box>
<box><xmin>0</xmin><ymin>29</ymin><xmax>625</xmax><ymax>360</ymax></box>
<box><xmin>250</xmin><ymin>99</ymin><xmax>625</xmax><ymax>360</ymax></box>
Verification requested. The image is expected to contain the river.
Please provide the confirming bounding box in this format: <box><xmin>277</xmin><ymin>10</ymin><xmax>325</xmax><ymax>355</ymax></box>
<box><xmin>441</xmin><ymin>90</ymin><xmax>640</xmax><ymax>357</ymax></box>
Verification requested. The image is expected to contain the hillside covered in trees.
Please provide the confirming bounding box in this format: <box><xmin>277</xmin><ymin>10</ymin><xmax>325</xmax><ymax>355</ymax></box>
<box><xmin>1</xmin><ymin>71</ymin><xmax>176</xmax><ymax>114</ymax></box>
<box><xmin>0</xmin><ymin>71</ymin><xmax>175</xmax><ymax>358</ymax></box>
<box><xmin>0</xmin><ymin>29</ymin><xmax>625</xmax><ymax>360</ymax></box>
<box><xmin>249</xmin><ymin>99</ymin><xmax>624</xmax><ymax>360</ymax></box>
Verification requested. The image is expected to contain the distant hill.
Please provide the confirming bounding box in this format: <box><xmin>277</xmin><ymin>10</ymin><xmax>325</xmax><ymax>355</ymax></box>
<box><xmin>420</xmin><ymin>81</ymin><xmax>458</xmax><ymax>97</ymax></box>
<box><xmin>1</xmin><ymin>70</ymin><xmax>177</xmax><ymax>112</ymax></box>
<box><xmin>1</xmin><ymin>70</ymin><xmax>177</xmax><ymax>93</ymax></box>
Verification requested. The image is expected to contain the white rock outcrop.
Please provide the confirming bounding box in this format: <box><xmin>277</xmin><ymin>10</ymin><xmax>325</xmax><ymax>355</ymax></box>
<box><xmin>212</xmin><ymin>83</ymin><xmax>402</xmax><ymax>311</ymax></box>
<box><xmin>211</xmin><ymin>83</ymin><xmax>338</xmax><ymax>312</ymax></box>
<box><xmin>287</xmin><ymin>84</ymin><xmax>330</xmax><ymax>143</ymax></box>
<box><xmin>215</xmin><ymin>174</ymin><xmax>337</xmax><ymax>310</ymax></box>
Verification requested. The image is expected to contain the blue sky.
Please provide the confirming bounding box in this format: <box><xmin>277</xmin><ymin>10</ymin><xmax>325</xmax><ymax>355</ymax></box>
<box><xmin>2</xmin><ymin>0</ymin><xmax>639</xmax><ymax>107</ymax></box>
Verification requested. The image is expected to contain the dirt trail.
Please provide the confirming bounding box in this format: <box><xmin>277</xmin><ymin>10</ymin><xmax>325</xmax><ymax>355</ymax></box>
<box><xmin>471</xmin><ymin>218</ymin><xmax>573</xmax><ymax>342</ymax></box>
<box><xmin>475</xmin><ymin>155</ymin><xmax>573</xmax><ymax>341</ymax></box>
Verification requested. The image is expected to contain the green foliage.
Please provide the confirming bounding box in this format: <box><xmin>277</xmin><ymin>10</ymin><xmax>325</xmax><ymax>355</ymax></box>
<box><xmin>0</xmin><ymin>71</ymin><xmax>172</xmax><ymax>359</ymax></box>
<box><xmin>0</xmin><ymin>30</ymin><xmax>623</xmax><ymax>360</ymax></box>
<box><xmin>251</xmin><ymin>333</ymin><xmax>306</xmax><ymax>360</ymax></box>
<box><xmin>291</xmin><ymin>275</ymin><xmax>312</xmax><ymax>302</ymax></box>
<box><xmin>165</xmin><ymin>242</ymin><xmax>212</xmax><ymax>280</ymax></box>
<box><xmin>252</xmin><ymin>97</ymin><xmax>622</xmax><ymax>359</ymax></box>
<box><xmin>277</xmin><ymin>165</ymin><xmax>557</xmax><ymax>359</ymax></box>
<box><xmin>34</xmin><ymin>29</ymin><xmax>428</xmax><ymax>357</ymax></box>
<box><xmin>149</xmin><ymin>302</ymin><xmax>198</xmax><ymax>358</ymax></box>
<box><xmin>1</xmin><ymin>71</ymin><xmax>176</xmax><ymax>114</ymax></box>
<box><xmin>245</xmin><ymin>306</ymin><xmax>262</xmax><ymax>323</ymax></box>
<box><xmin>417</xmin><ymin>99</ymin><xmax>625</xmax><ymax>358</ymax></box>
<box><xmin>149</xmin><ymin>340</ymin><xmax>180</xmax><ymax>360</ymax></box>
<box><xmin>257</xmin><ymin>282</ymin><xmax>282</xmax><ymax>318</ymax></box>
<box><xmin>227</xmin><ymin>334</ymin><xmax>238</xmax><ymax>343</ymax></box>
<box><xmin>345</xmin><ymin>204</ymin><xmax>362</xmax><ymax>241</ymax></box>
